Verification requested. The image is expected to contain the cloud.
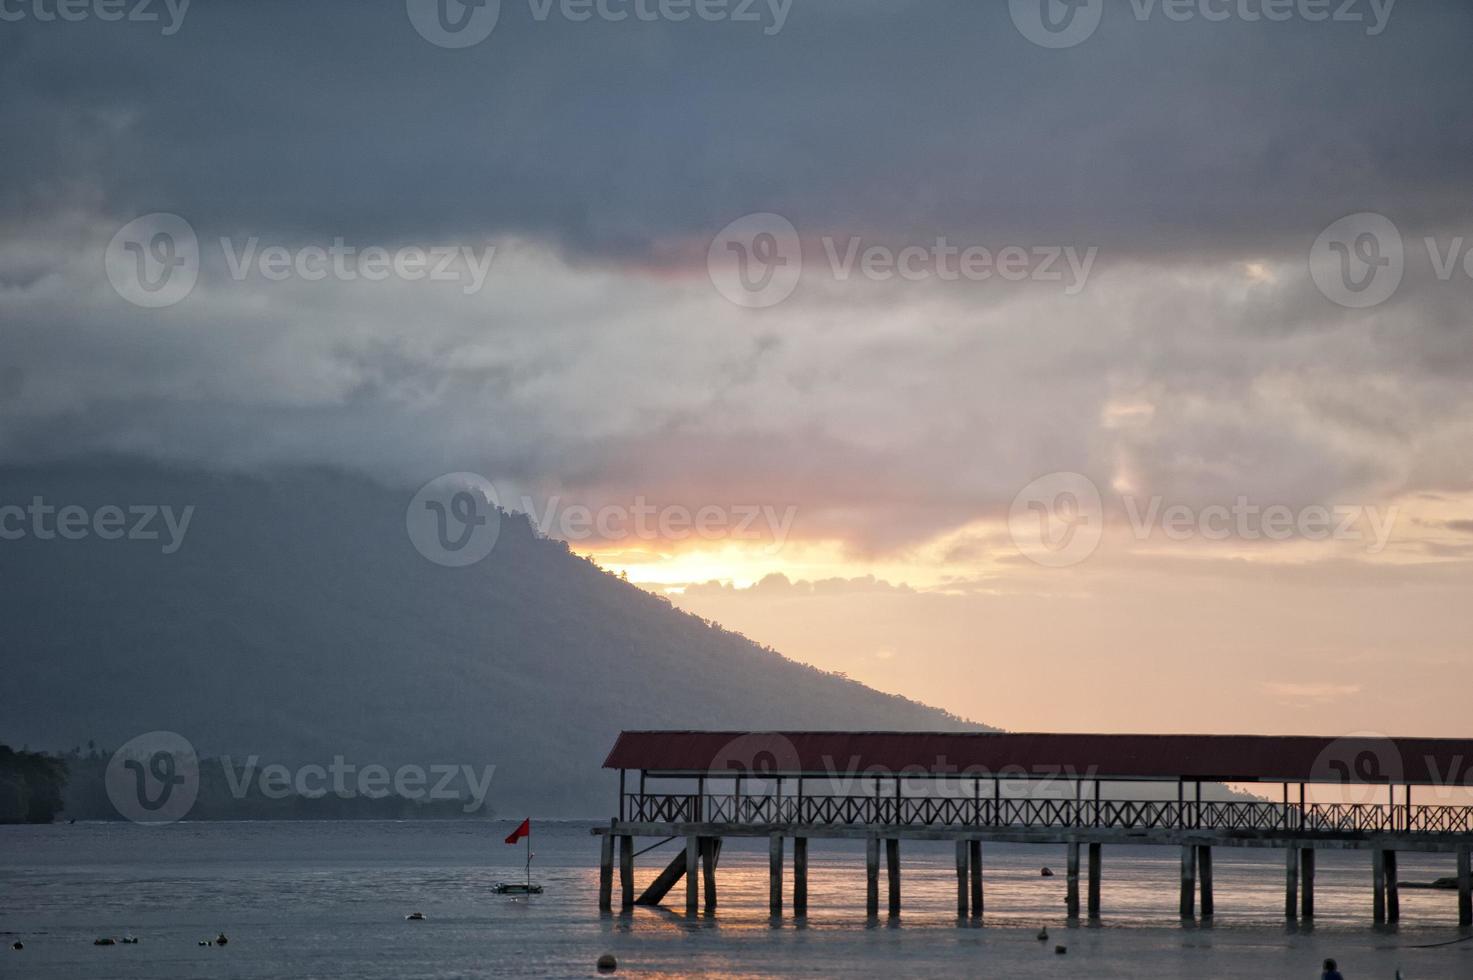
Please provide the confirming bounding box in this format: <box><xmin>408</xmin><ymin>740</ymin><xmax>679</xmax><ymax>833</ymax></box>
<box><xmin>684</xmin><ymin>573</ymin><xmax>915</xmax><ymax>597</ymax></box>
<box><xmin>2</xmin><ymin>2</ymin><xmax>1472</xmax><ymax>563</ymax></box>
<box><xmin>1262</xmin><ymin>682</ymin><xmax>1363</xmax><ymax>706</ymax></box>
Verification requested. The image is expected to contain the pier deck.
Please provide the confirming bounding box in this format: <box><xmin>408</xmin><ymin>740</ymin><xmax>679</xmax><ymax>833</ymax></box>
<box><xmin>594</xmin><ymin>731</ymin><xmax>1473</xmax><ymax>926</ymax></box>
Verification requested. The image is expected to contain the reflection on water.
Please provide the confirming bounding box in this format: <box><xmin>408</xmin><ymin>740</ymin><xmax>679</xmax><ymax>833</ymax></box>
<box><xmin>1</xmin><ymin>821</ymin><xmax>1469</xmax><ymax>978</ymax></box>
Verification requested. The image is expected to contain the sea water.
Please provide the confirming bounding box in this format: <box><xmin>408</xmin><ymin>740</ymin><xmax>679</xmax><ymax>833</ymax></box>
<box><xmin>2</xmin><ymin>820</ymin><xmax>1469</xmax><ymax>978</ymax></box>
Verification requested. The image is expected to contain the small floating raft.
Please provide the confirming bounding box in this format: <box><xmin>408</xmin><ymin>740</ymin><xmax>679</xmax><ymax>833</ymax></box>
<box><xmin>493</xmin><ymin>882</ymin><xmax>544</xmax><ymax>895</ymax></box>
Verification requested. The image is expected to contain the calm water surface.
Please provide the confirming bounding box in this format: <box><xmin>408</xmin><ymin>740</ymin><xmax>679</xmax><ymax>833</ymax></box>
<box><xmin>2</xmin><ymin>820</ymin><xmax>1470</xmax><ymax>978</ymax></box>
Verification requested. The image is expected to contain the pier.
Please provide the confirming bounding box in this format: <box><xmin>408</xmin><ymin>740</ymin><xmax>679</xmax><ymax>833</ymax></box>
<box><xmin>593</xmin><ymin>731</ymin><xmax>1473</xmax><ymax>927</ymax></box>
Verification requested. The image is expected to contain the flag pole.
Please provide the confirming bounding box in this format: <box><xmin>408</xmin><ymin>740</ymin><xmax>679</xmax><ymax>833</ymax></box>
<box><xmin>525</xmin><ymin>823</ymin><xmax>531</xmax><ymax>890</ymax></box>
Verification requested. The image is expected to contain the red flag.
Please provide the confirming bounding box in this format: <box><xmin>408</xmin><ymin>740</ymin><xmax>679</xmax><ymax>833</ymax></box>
<box><xmin>504</xmin><ymin>818</ymin><xmax>530</xmax><ymax>845</ymax></box>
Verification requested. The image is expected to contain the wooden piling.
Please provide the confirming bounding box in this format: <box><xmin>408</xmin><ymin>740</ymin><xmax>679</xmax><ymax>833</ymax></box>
<box><xmin>1300</xmin><ymin>848</ymin><xmax>1315</xmax><ymax>919</ymax></box>
<box><xmin>599</xmin><ymin>833</ymin><xmax>614</xmax><ymax>911</ymax></box>
<box><xmin>1373</xmin><ymin>848</ymin><xmax>1387</xmax><ymax>925</ymax></box>
<box><xmin>1457</xmin><ymin>846</ymin><xmax>1471</xmax><ymax>927</ymax></box>
<box><xmin>865</xmin><ymin>837</ymin><xmax>880</xmax><ymax>918</ymax></box>
<box><xmin>769</xmin><ymin>834</ymin><xmax>783</xmax><ymax>918</ymax></box>
<box><xmin>1285</xmin><ymin>845</ymin><xmax>1299</xmax><ymax>920</ymax></box>
<box><xmin>1179</xmin><ymin>844</ymin><xmax>1196</xmax><ymax>919</ymax></box>
<box><xmin>969</xmin><ymin>839</ymin><xmax>983</xmax><ymax>918</ymax></box>
<box><xmin>702</xmin><ymin>838</ymin><xmax>719</xmax><ymax>915</ymax></box>
<box><xmin>686</xmin><ymin>836</ymin><xmax>700</xmax><ymax>917</ymax></box>
<box><xmin>1066</xmin><ymin>842</ymin><xmax>1081</xmax><ymax>919</ymax></box>
<box><xmin>793</xmin><ymin>837</ymin><xmax>808</xmax><ymax>918</ymax></box>
<box><xmin>886</xmin><ymin>838</ymin><xmax>901</xmax><ymax>917</ymax></box>
<box><xmin>1198</xmin><ymin>845</ymin><xmax>1213</xmax><ymax>918</ymax></box>
<box><xmin>619</xmin><ymin>835</ymin><xmax>635</xmax><ymax>910</ymax></box>
<box><xmin>955</xmin><ymin>839</ymin><xmax>969</xmax><ymax>917</ymax></box>
<box><xmin>1087</xmin><ymin>843</ymin><xmax>1102</xmax><ymax>920</ymax></box>
<box><xmin>1385</xmin><ymin>850</ymin><xmax>1399</xmax><ymax>924</ymax></box>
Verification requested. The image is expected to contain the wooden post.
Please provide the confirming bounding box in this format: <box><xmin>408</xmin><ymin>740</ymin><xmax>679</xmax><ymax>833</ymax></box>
<box><xmin>1066</xmin><ymin>842</ymin><xmax>1081</xmax><ymax>919</ymax></box>
<box><xmin>970</xmin><ymin>839</ymin><xmax>984</xmax><ymax>918</ymax></box>
<box><xmin>1457</xmin><ymin>846</ymin><xmax>1471</xmax><ymax>927</ymax></box>
<box><xmin>1087</xmin><ymin>842</ymin><xmax>1102</xmax><ymax>920</ymax></box>
<box><xmin>686</xmin><ymin>836</ymin><xmax>700</xmax><ymax>917</ymax></box>
<box><xmin>702</xmin><ymin>838</ymin><xmax>719</xmax><ymax>915</ymax></box>
<box><xmin>599</xmin><ymin>834</ymin><xmax>614</xmax><ymax>911</ymax></box>
<box><xmin>1385</xmin><ymin>850</ymin><xmax>1399</xmax><ymax>924</ymax></box>
<box><xmin>865</xmin><ymin>837</ymin><xmax>880</xmax><ymax>918</ymax></box>
<box><xmin>955</xmin><ymin>840</ymin><xmax>969</xmax><ymax>918</ymax></box>
<box><xmin>1373</xmin><ymin>848</ymin><xmax>1387</xmax><ymax>925</ymax></box>
<box><xmin>619</xmin><ymin>835</ymin><xmax>635</xmax><ymax>911</ymax></box>
<box><xmin>1179</xmin><ymin>844</ymin><xmax>1196</xmax><ymax>919</ymax></box>
<box><xmin>1300</xmin><ymin>848</ymin><xmax>1315</xmax><ymax>919</ymax></box>
<box><xmin>886</xmin><ymin>837</ymin><xmax>901</xmax><ymax>917</ymax></box>
<box><xmin>769</xmin><ymin>834</ymin><xmax>783</xmax><ymax>918</ymax></box>
<box><xmin>1285</xmin><ymin>845</ymin><xmax>1299</xmax><ymax>920</ymax></box>
<box><xmin>1198</xmin><ymin>845</ymin><xmax>1213</xmax><ymax>918</ymax></box>
<box><xmin>793</xmin><ymin>837</ymin><xmax>808</xmax><ymax>918</ymax></box>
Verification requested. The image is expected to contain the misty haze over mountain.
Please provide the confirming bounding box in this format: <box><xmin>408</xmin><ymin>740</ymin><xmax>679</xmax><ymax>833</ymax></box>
<box><xmin>0</xmin><ymin>461</ymin><xmax>974</xmax><ymax>815</ymax></box>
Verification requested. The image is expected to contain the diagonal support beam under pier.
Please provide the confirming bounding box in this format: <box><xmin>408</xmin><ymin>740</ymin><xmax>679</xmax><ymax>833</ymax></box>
<box><xmin>635</xmin><ymin>845</ymin><xmax>689</xmax><ymax>907</ymax></box>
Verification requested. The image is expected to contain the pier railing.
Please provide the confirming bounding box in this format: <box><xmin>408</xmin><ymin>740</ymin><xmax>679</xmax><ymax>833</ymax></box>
<box><xmin>625</xmin><ymin>793</ymin><xmax>1473</xmax><ymax>835</ymax></box>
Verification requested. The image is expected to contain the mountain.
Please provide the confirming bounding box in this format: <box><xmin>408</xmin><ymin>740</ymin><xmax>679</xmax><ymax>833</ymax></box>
<box><xmin>0</xmin><ymin>461</ymin><xmax>977</xmax><ymax>816</ymax></box>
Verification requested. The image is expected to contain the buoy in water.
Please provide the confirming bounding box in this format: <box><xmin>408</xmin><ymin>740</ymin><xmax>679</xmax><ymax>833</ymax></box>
<box><xmin>11</xmin><ymin>942</ymin><xmax>22</xmax><ymax>950</ymax></box>
<box><xmin>1036</xmin><ymin>928</ymin><xmax>1048</xmax><ymax>942</ymax></box>
<box><xmin>596</xmin><ymin>953</ymin><xmax>618</xmax><ymax>972</ymax></box>
<box><xmin>1055</xmin><ymin>945</ymin><xmax>1067</xmax><ymax>955</ymax></box>
<box><xmin>1040</xmin><ymin>867</ymin><xmax>1054</xmax><ymax>877</ymax></box>
<box><xmin>121</xmin><ymin>936</ymin><xmax>139</xmax><ymax>944</ymax></box>
<box><xmin>405</xmin><ymin>912</ymin><xmax>426</xmax><ymax>921</ymax></box>
<box><xmin>198</xmin><ymin>940</ymin><xmax>210</xmax><ymax>947</ymax></box>
<box><xmin>215</xmin><ymin>933</ymin><xmax>228</xmax><ymax>946</ymax></box>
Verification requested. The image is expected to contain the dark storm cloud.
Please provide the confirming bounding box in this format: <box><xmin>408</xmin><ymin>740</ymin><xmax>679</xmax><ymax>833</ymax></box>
<box><xmin>3</xmin><ymin>1</ymin><xmax>1473</xmax><ymax>557</ymax></box>
<box><xmin>3</xmin><ymin>0</ymin><xmax>1472</xmax><ymax>258</ymax></box>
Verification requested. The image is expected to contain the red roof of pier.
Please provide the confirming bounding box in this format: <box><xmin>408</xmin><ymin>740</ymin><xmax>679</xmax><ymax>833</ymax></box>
<box><xmin>602</xmin><ymin>731</ymin><xmax>1473</xmax><ymax>785</ymax></box>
